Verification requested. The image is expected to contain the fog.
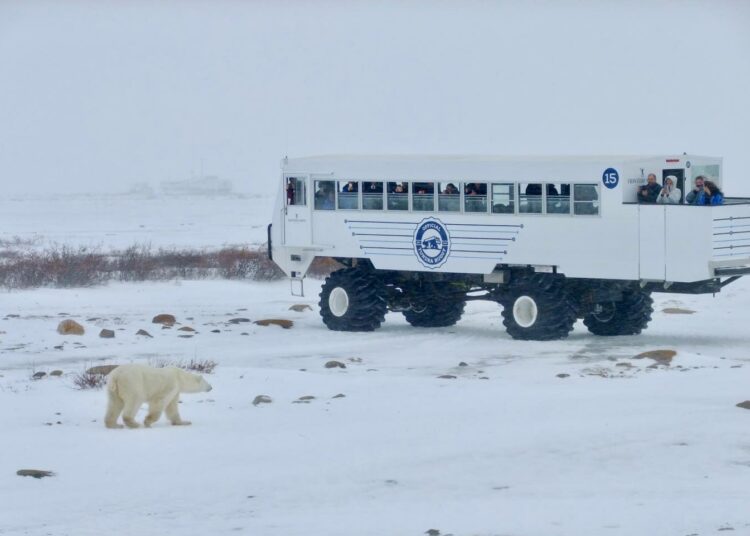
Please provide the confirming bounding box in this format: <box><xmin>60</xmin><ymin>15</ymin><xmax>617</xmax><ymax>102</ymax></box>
<box><xmin>1</xmin><ymin>0</ymin><xmax>748</xmax><ymax>196</ymax></box>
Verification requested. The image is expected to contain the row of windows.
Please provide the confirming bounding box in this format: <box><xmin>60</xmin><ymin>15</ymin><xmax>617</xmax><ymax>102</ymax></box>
<box><xmin>286</xmin><ymin>178</ymin><xmax>600</xmax><ymax>216</ymax></box>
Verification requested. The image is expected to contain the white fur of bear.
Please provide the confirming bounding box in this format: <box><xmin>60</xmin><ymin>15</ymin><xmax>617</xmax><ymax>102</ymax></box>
<box><xmin>104</xmin><ymin>364</ymin><xmax>212</xmax><ymax>429</ymax></box>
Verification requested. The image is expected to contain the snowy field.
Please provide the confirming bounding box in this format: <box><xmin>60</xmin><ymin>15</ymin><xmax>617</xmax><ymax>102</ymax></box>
<box><xmin>1</xmin><ymin>195</ymin><xmax>749</xmax><ymax>536</ymax></box>
<box><xmin>0</xmin><ymin>193</ymin><xmax>273</xmax><ymax>252</ymax></box>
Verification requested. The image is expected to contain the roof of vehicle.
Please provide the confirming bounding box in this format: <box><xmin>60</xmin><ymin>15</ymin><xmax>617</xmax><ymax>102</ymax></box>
<box><xmin>285</xmin><ymin>154</ymin><xmax>714</xmax><ymax>163</ymax></box>
<box><xmin>282</xmin><ymin>154</ymin><xmax>720</xmax><ymax>175</ymax></box>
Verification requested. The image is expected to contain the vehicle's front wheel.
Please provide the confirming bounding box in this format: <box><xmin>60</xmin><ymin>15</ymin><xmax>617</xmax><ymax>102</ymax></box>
<box><xmin>319</xmin><ymin>267</ymin><xmax>387</xmax><ymax>331</ymax></box>
<box><xmin>500</xmin><ymin>275</ymin><xmax>577</xmax><ymax>340</ymax></box>
<box><xmin>583</xmin><ymin>288</ymin><xmax>653</xmax><ymax>336</ymax></box>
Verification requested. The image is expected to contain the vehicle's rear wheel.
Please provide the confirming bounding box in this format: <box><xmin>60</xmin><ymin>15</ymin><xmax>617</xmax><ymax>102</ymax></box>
<box><xmin>319</xmin><ymin>267</ymin><xmax>387</xmax><ymax>331</ymax></box>
<box><xmin>583</xmin><ymin>288</ymin><xmax>653</xmax><ymax>336</ymax></box>
<box><xmin>500</xmin><ymin>274</ymin><xmax>577</xmax><ymax>340</ymax></box>
<box><xmin>402</xmin><ymin>284</ymin><xmax>465</xmax><ymax>327</ymax></box>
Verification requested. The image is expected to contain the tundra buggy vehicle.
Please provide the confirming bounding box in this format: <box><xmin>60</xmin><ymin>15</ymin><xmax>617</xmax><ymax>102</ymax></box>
<box><xmin>268</xmin><ymin>155</ymin><xmax>750</xmax><ymax>340</ymax></box>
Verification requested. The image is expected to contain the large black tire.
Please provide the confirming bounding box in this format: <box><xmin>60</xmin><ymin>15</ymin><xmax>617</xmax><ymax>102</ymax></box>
<box><xmin>319</xmin><ymin>267</ymin><xmax>387</xmax><ymax>331</ymax></box>
<box><xmin>583</xmin><ymin>288</ymin><xmax>653</xmax><ymax>336</ymax></box>
<box><xmin>402</xmin><ymin>290</ymin><xmax>465</xmax><ymax>327</ymax></box>
<box><xmin>500</xmin><ymin>274</ymin><xmax>577</xmax><ymax>340</ymax></box>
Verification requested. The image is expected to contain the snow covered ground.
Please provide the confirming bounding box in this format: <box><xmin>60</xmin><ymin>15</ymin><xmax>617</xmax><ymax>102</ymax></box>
<box><xmin>0</xmin><ymin>194</ymin><xmax>272</xmax><ymax>252</ymax></box>
<box><xmin>1</xmin><ymin>195</ymin><xmax>749</xmax><ymax>536</ymax></box>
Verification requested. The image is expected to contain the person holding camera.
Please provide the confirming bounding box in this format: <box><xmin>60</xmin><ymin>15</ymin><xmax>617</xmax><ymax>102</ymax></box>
<box><xmin>638</xmin><ymin>173</ymin><xmax>661</xmax><ymax>203</ymax></box>
<box><xmin>656</xmin><ymin>175</ymin><xmax>681</xmax><ymax>204</ymax></box>
<box><xmin>685</xmin><ymin>175</ymin><xmax>706</xmax><ymax>204</ymax></box>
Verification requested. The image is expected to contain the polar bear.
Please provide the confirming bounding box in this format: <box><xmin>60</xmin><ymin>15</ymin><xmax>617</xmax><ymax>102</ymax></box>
<box><xmin>104</xmin><ymin>364</ymin><xmax>212</xmax><ymax>429</ymax></box>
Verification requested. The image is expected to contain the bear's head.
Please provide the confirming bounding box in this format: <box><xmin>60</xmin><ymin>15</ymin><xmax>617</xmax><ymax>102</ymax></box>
<box><xmin>178</xmin><ymin>369</ymin><xmax>213</xmax><ymax>393</ymax></box>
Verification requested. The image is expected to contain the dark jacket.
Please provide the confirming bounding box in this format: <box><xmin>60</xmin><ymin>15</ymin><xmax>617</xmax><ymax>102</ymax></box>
<box><xmin>638</xmin><ymin>182</ymin><xmax>661</xmax><ymax>203</ymax></box>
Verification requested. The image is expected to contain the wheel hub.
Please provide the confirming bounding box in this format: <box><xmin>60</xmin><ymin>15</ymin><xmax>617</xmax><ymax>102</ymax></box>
<box><xmin>592</xmin><ymin>301</ymin><xmax>616</xmax><ymax>323</ymax></box>
<box><xmin>329</xmin><ymin>287</ymin><xmax>350</xmax><ymax>317</ymax></box>
<box><xmin>513</xmin><ymin>295</ymin><xmax>538</xmax><ymax>328</ymax></box>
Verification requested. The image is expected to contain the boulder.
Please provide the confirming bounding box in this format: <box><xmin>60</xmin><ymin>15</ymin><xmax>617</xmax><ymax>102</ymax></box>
<box><xmin>634</xmin><ymin>349</ymin><xmax>676</xmax><ymax>365</ymax></box>
<box><xmin>99</xmin><ymin>329</ymin><xmax>115</xmax><ymax>339</ymax></box>
<box><xmin>32</xmin><ymin>371</ymin><xmax>46</xmax><ymax>380</ymax></box>
<box><xmin>254</xmin><ymin>319</ymin><xmax>293</xmax><ymax>329</ymax></box>
<box><xmin>324</xmin><ymin>360</ymin><xmax>346</xmax><ymax>369</ymax></box>
<box><xmin>228</xmin><ymin>318</ymin><xmax>251</xmax><ymax>324</ymax></box>
<box><xmin>136</xmin><ymin>329</ymin><xmax>153</xmax><ymax>338</ymax></box>
<box><xmin>662</xmin><ymin>307</ymin><xmax>696</xmax><ymax>315</ymax></box>
<box><xmin>49</xmin><ymin>370</ymin><xmax>63</xmax><ymax>377</ymax></box>
<box><xmin>178</xmin><ymin>326</ymin><xmax>196</xmax><ymax>332</ymax></box>
<box><xmin>152</xmin><ymin>314</ymin><xmax>176</xmax><ymax>326</ymax></box>
<box><xmin>17</xmin><ymin>469</ymin><xmax>55</xmax><ymax>479</ymax></box>
<box><xmin>252</xmin><ymin>395</ymin><xmax>273</xmax><ymax>406</ymax></box>
<box><xmin>57</xmin><ymin>319</ymin><xmax>84</xmax><ymax>335</ymax></box>
<box><xmin>288</xmin><ymin>304</ymin><xmax>312</xmax><ymax>312</ymax></box>
<box><xmin>736</xmin><ymin>401</ymin><xmax>750</xmax><ymax>410</ymax></box>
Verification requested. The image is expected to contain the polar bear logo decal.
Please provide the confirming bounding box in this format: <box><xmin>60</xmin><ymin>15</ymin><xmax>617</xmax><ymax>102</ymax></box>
<box><xmin>414</xmin><ymin>218</ymin><xmax>450</xmax><ymax>268</ymax></box>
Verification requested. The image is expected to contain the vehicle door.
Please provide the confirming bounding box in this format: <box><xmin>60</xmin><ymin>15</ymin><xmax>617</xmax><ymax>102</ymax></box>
<box><xmin>283</xmin><ymin>175</ymin><xmax>310</xmax><ymax>246</ymax></box>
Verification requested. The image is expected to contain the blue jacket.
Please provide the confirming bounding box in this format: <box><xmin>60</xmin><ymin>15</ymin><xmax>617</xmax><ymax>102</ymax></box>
<box><xmin>695</xmin><ymin>191</ymin><xmax>724</xmax><ymax>205</ymax></box>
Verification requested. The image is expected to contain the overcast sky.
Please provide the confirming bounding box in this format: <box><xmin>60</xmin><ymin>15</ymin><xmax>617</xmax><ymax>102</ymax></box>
<box><xmin>1</xmin><ymin>0</ymin><xmax>748</xmax><ymax>195</ymax></box>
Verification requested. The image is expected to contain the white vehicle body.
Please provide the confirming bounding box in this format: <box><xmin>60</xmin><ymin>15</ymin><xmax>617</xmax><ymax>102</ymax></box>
<box><xmin>270</xmin><ymin>154</ymin><xmax>750</xmax><ymax>285</ymax></box>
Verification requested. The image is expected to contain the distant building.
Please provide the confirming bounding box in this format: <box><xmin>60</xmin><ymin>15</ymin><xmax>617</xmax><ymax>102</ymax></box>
<box><xmin>126</xmin><ymin>182</ymin><xmax>156</xmax><ymax>197</ymax></box>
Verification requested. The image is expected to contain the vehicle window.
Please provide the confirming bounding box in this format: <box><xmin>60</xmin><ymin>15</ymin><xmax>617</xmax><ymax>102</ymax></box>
<box><xmin>286</xmin><ymin>177</ymin><xmax>306</xmax><ymax>206</ymax></box>
<box><xmin>387</xmin><ymin>182</ymin><xmax>409</xmax><ymax>210</ymax></box>
<box><xmin>464</xmin><ymin>182</ymin><xmax>488</xmax><ymax>213</ymax></box>
<box><xmin>439</xmin><ymin>182</ymin><xmax>460</xmax><ymax>212</ymax></box>
<box><xmin>412</xmin><ymin>182</ymin><xmax>435</xmax><ymax>211</ymax></box>
<box><xmin>362</xmin><ymin>181</ymin><xmax>384</xmax><ymax>210</ymax></box>
<box><xmin>546</xmin><ymin>183</ymin><xmax>570</xmax><ymax>214</ymax></box>
<box><xmin>337</xmin><ymin>180</ymin><xmax>359</xmax><ymax>210</ymax></box>
<box><xmin>691</xmin><ymin>164</ymin><xmax>720</xmax><ymax>185</ymax></box>
<box><xmin>574</xmin><ymin>184</ymin><xmax>600</xmax><ymax>215</ymax></box>
<box><xmin>519</xmin><ymin>183</ymin><xmax>542</xmax><ymax>214</ymax></box>
<box><xmin>491</xmin><ymin>183</ymin><xmax>514</xmax><ymax>214</ymax></box>
<box><xmin>314</xmin><ymin>180</ymin><xmax>335</xmax><ymax>210</ymax></box>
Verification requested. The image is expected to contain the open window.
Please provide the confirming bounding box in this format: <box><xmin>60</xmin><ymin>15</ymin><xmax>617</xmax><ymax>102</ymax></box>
<box><xmin>286</xmin><ymin>177</ymin><xmax>306</xmax><ymax>206</ymax></box>
<box><xmin>573</xmin><ymin>184</ymin><xmax>599</xmax><ymax>215</ymax></box>
<box><xmin>412</xmin><ymin>182</ymin><xmax>435</xmax><ymax>211</ymax></box>
<box><xmin>519</xmin><ymin>183</ymin><xmax>542</xmax><ymax>214</ymax></box>
<box><xmin>546</xmin><ymin>183</ymin><xmax>570</xmax><ymax>214</ymax></box>
<box><xmin>464</xmin><ymin>182</ymin><xmax>488</xmax><ymax>213</ymax></box>
<box><xmin>439</xmin><ymin>182</ymin><xmax>460</xmax><ymax>212</ymax></box>
<box><xmin>387</xmin><ymin>182</ymin><xmax>409</xmax><ymax>210</ymax></box>
<box><xmin>491</xmin><ymin>183</ymin><xmax>514</xmax><ymax>213</ymax></box>
<box><xmin>314</xmin><ymin>180</ymin><xmax>335</xmax><ymax>210</ymax></box>
<box><xmin>363</xmin><ymin>181</ymin><xmax>384</xmax><ymax>210</ymax></box>
<box><xmin>337</xmin><ymin>180</ymin><xmax>359</xmax><ymax>210</ymax></box>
